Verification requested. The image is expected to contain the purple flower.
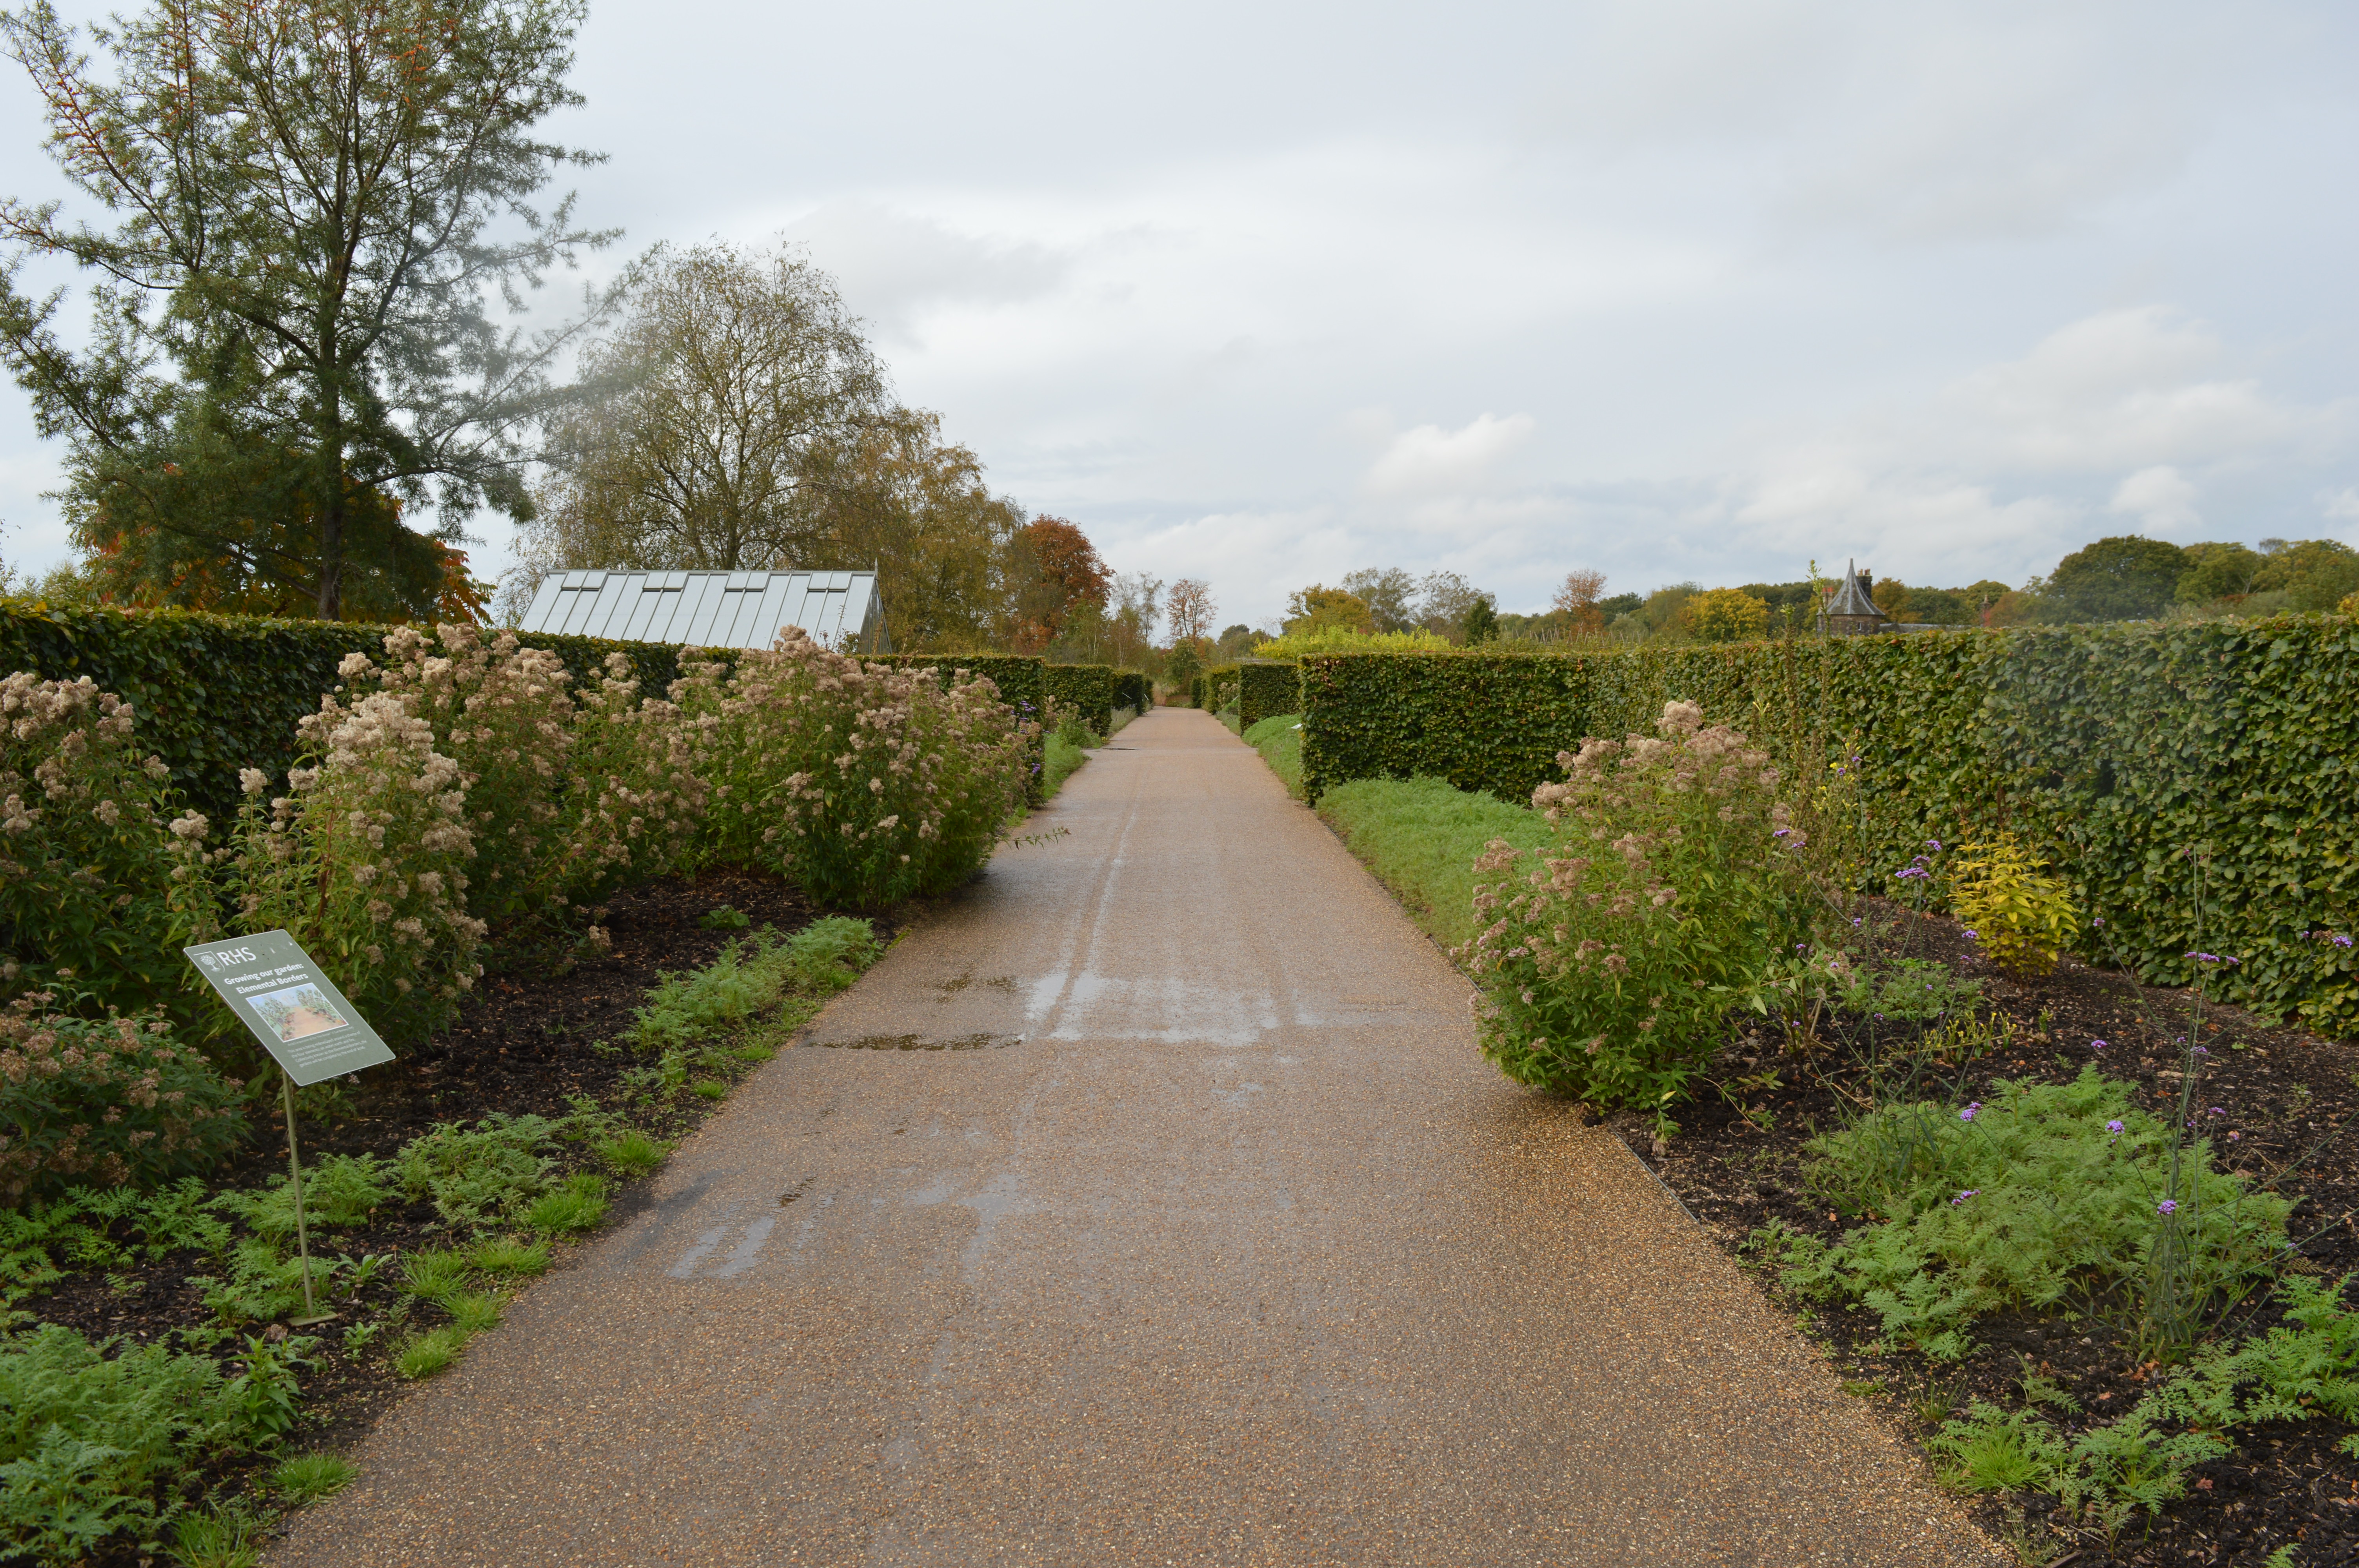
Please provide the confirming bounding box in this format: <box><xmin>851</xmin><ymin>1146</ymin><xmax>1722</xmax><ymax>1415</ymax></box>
<box><xmin>1896</xmin><ymin>866</ymin><xmax>1931</xmax><ymax>880</ymax></box>
<box><xmin>1952</xmin><ymin>1189</ymin><xmax>1980</xmax><ymax>1206</ymax></box>
<box><xmin>2093</xmin><ymin>916</ymin><xmax>2105</xmax><ymax>928</ymax></box>
<box><xmin>2336</xmin><ymin>935</ymin><xmax>2355</xmax><ymax>949</ymax></box>
<box><xmin>1959</xmin><ymin>1103</ymin><xmax>1980</xmax><ymax>1123</ymax></box>
<box><xmin>2207</xmin><ymin>1107</ymin><xmax>2226</xmax><ymax>1116</ymax></box>
<box><xmin>2157</xmin><ymin>1199</ymin><xmax>2179</xmax><ymax>1216</ymax></box>
<box><xmin>1774</xmin><ymin>828</ymin><xmax>1792</xmax><ymax>838</ymax></box>
<box><xmin>1926</xmin><ymin>839</ymin><xmax>1943</xmax><ymax>851</ymax></box>
<box><xmin>2106</xmin><ymin>1120</ymin><xmax>2125</xmax><ymax>1134</ymax></box>
<box><xmin>2228</xmin><ymin>1131</ymin><xmax>2242</xmax><ymax>1141</ymax></box>
<box><xmin>2194</xmin><ymin>1045</ymin><xmax>2209</xmax><ymax>1056</ymax></box>
<box><xmin>2091</xmin><ymin>1038</ymin><xmax>2106</xmax><ymax>1051</ymax></box>
<box><xmin>1962</xmin><ymin>929</ymin><xmax>1979</xmax><ymax>942</ymax></box>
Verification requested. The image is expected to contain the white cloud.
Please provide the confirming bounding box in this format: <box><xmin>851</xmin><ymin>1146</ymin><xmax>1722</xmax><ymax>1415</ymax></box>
<box><xmin>1530</xmin><ymin>1</ymin><xmax>2252</xmax><ymax>241</ymax></box>
<box><xmin>1699</xmin><ymin>305</ymin><xmax>2354</xmax><ymax>586</ymax></box>
<box><xmin>1930</xmin><ymin>309</ymin><xmax>2346</xmax><ymax>473</ymax></box>
<box><xmin>2109</xmin><ymin>466</ymin><xmax>2201</xmax><ymax>532</ymax></box>
<box><xmin>779</xmin><ymin>201</ymin><xmax>1071</xmax><ymax>340</ymax></box>
<box><xmin>1362</xmin><ymin>414</ymin><xmax>1536</xmax><ymax>497</ymax></box>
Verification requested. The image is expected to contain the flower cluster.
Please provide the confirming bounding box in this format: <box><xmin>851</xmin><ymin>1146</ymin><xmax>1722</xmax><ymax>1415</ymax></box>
<box><xmin>1459</xmin><ymin>700</ymin><xmax>1812</xmax><ymax>1114</ymax></box>
<box><xmin>675</xmin><ymin>629</ymin><xmax>1030</xmax><ymax>909</ymax></box>
<box><xmin>203</xmin><ymin>686</ymin><xmax>487</xmax><ymax>1045</ymax></box>
<box><xmin>0</xmin><ymin>673</ymin><xmax>193</xmax><ymax>1023</ymax></box>
<box><xmin>0</xmin><ymin>990</ymin><xmax>244</xmax><ymax>1205</ymax></box>
<box><xmin>342</xmin><ymin>626</ymin><xmax>705</xmax><ymax>931</ymax></box>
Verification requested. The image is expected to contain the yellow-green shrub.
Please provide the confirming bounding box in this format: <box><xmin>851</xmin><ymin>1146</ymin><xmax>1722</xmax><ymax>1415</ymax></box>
<box><xmin>1948</xmin><ymin>838</ymin><xmax>2080</xmax><ymax>977</ymax></box>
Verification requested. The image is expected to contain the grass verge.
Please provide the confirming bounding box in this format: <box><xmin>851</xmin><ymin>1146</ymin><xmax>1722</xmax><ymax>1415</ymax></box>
<box><xmin>1242</xmin><ymin>712</ymin><xmax>1304</xmax><ymax>799</ymax></box>
<box><xmin>1313</xmin><ymin>775</ymin><xmax>1551</xmax><ymax>950</ymax></box>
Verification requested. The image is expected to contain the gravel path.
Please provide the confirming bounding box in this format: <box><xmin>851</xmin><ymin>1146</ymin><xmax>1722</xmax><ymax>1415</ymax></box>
<box><xmin>276</xmin><ymin>706</ymin><xmax>2000</xmax><ymax>1567</ymax></box>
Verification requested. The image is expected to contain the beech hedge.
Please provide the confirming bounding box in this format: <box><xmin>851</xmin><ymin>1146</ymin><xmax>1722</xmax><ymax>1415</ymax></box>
<box><xmin>1237</xmin><ymin>662</ymin><xmax>1300</xmax><ymax>732</ymax></box>
<box><xmin>1201</xmin><ymin>663</ymin><xmax>1241</xmax><ymax>715</ymax></box>
<box><xmin>1298</xmin><ymin>617</ymin><xmax>2359</xmax><ymax>1033</ymax></box>
<box><xmin>1045</xmin><ymin>663</ymin><xmax>1116</xmax><ymax>733</ymax></box>
<box><xmin>1113</xmin><ymin>670</ymin><xmax>1150</xmax><ymax>713</ymax></box>
<box><xmin>0</xmin><ymin>603</ymin><xmax>678</xmax><ymax>818</ymax></box>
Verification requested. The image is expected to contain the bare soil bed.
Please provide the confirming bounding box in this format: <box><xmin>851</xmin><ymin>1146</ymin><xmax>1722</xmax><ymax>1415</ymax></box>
<box><xmin>1620</xmin><ymin>907</ymin><xmax>2359</xmax><ymax>1567</ymax></box>
<box><xmin>16</xmin><ymin>868</ymin><xmax>900</xmax><ymax>1560</ymax></box>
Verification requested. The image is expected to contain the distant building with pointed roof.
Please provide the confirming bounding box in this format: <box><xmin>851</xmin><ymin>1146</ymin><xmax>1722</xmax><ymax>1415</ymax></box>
<box><xmin>1819</xmin><ymin>561</ymin><xmax>1893</xmax><ymax>636</ymax></box>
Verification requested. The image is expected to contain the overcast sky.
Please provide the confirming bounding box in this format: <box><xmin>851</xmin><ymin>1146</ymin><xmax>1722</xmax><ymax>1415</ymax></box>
<box><xmin>5</xmin><ymin>0</ymin><xmax>2358</xmax><ymax>628</ymax></box>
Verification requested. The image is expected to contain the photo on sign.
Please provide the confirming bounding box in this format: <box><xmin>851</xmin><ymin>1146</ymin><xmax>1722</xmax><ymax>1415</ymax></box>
<box><xmin>248</xmin><ymin>984</ymin><xmax>350</xmax><ymax>1043</ymax></box>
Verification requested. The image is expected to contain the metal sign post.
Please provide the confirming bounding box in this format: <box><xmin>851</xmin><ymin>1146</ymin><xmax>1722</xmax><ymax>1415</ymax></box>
<box><xmin>184</xmin><ymin>931</ymin><xmax>396</xmax><ymax>1327</ymax></box>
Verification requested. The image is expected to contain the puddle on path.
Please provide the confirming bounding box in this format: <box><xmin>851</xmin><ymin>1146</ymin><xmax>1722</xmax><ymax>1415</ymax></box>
<box><xmin>807</xmin><ymin>1032</ymin><xmax>1025</xmax><ymax>1052</ymax></box>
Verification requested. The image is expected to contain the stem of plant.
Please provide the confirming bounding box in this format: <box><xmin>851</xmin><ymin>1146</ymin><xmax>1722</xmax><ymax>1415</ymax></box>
<box><xmin>283</xmin><ymin>1073</ymin><xmax>325</xmax><ymax>1324</ymax></box>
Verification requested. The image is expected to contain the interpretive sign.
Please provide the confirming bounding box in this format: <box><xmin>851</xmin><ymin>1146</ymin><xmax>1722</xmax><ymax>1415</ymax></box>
<box><xmin>182</xmin><ymin>930</ymin><xmax>394</xmax><ymax>1086</ymax></box>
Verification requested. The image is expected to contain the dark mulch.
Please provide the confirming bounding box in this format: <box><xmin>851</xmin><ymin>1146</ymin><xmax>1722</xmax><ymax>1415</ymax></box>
<box><xmin>18</xmin><ymin>868</ymin><xmax>903</xmax><ymax>1556</ymax></box>
<box><xmin>1618</xmin><ymin>905</ymin><xmax>2359</xmax><ymax>1567</ymax></box>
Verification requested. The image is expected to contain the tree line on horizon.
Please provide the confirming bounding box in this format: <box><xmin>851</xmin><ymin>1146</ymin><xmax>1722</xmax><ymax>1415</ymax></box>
<box><xmin>1250</xmin><ymin>533</ymin><xmax>2359</xmax><ymax>657</ymax></box>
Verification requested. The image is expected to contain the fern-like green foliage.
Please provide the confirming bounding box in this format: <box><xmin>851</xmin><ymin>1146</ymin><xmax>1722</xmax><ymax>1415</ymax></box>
<box><xmin>2153</xmin><ymin>1272</ymin><xmax>2359</xmax><ymax>1429</ymax></box>
<box><xmin>209</xmin><ymin>1155</ymin><xmax>390</xmax><ymax>1243</ymax></box>
<box><xmin>1931</xmin><ymin>1274</ymin><xmax>2359</xmax><ymax>1520</ymax></box>
<box><xmin>0</xmin><ymin>1319</ymin><xmax>290</xmax><ymax>1560</ymax></box>
<box><xmin>1</xmin><ymin>1181</ymin><xmax>231</xmax><ymax>1303</ymax></box>
<box><xmin>1771</xmin><ymin>1070</ymin><xmax>2290</xmax><ymax>1358</ymax></box>
<box><xmin>1931</xmin><ymin>1397</ymin><xmax>2229</xmax><ymax>1515</ymax></box>
<box><xmin>393</xmin><ymin>1115</ymin><xmax>566</xmax><ymax>1232</ymax></box>
<box><xmin>629</xmin><ymin>920</ymin><xmax>879</xmax><ymax>1053</ymax></box>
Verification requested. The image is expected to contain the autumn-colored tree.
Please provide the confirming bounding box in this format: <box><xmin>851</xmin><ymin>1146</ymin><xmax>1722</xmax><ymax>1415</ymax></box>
<box><xmin>1685</xmin><ymin>587</ymin><xmax>1770</xmax><ymax>643</ymax></box>
<box><xmin>1552</xmin><ymin>569</ymin><xmax>1608</xmax><ymax>633</ymax></box>
<box><xmin>1282</xmin><ymin>585</ymin><xmax>1371</xmax><ymax>636</ymax></box>
<box><xmin>1007</xmin><ymin>517</ymin><xmax>1112</xmax><ymax>652</ymax></box>
<box><xmin>799</xmin><ymin>408</ymin><xmax>1025</xmax><ymax>650</ymax></box>
<box><xmin>1165</xmin><ymin>578</ymin><xmax>1216</xmax><ymax>646</ymax></box>
<box><xmin>1109</xmin><ymin>572</ymin><xmax>1163</xmax><ymax>668</ymax></box>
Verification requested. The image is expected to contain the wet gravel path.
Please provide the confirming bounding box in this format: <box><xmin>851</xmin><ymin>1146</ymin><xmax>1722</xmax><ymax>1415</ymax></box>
<box><xmin>276</xmin><ymin>707</ymin><xmax>1999</xmax><ymax>1567</ymax></box>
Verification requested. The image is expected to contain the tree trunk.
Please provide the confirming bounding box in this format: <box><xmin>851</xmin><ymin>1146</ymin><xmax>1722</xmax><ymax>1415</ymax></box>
<box><xmin>316</xmin><ymin>332</ymin><xmax>344</xmax><ymax>621</ymax></box>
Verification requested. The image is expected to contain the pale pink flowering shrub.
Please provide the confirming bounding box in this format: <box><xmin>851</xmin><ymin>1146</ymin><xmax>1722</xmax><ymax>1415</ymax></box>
<box><xmin>203</xmin><ymin>689</ymin><xmax>486</xmax><ymax>1045</ymax></box>
<box><xmin>677</xmin><ymin>628</ymin><xmax>1030</xmax><ymax>908</ymax></box>
<box><xmin>0</xmin><ymin>991</ymin><xmax>244</xmax><ymax>1206</ymax></box>
<box><xmin>338</xmin><ymin>625</ymin><xmax>704</xmax><ymax>930</ymax></box>
<box><xmin>1458</xmin><ymin>699</ymin><xmax>1812</xmax><ymax>1119</ymax></box>
<box><xmin>0</xmin><ymin>672</ymin><xmax>197</xmax><ymax>1022</ymax></box>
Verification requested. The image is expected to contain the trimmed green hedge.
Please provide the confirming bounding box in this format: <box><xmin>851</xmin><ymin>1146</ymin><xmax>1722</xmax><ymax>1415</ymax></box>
<box><xmin>1298</xmin><ymin>619</ymin><xmax>2359</xmax><ymax>1033</ymax></box>
<box><xmin>1237</xmin><ymin>662</ymin><xmax>1301</xmax><ymax>733</ymax></box>
<box><xmin>1045</xmin><ymin>664</ymin><xmax>1116</xmax><ymax>734</ymax></box>
<box><xmin>0</xmin><ymin>603</ymin><xmax>680</xmax><ymax>819</ymax></box>
<box><xmin>1203</xmin><ymin>663</ymin><xmax>1241</xmax><ymax>715</ymax></box>
<box><xmin>1113</xmin><ymin>670</ymin><xmax>1150</xmax><ymax>713</ymax></box>
<box><xmin>1298</xmin><ymin>651</ymin><xmax>1590</xmax><ymax>803</ymax></box>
